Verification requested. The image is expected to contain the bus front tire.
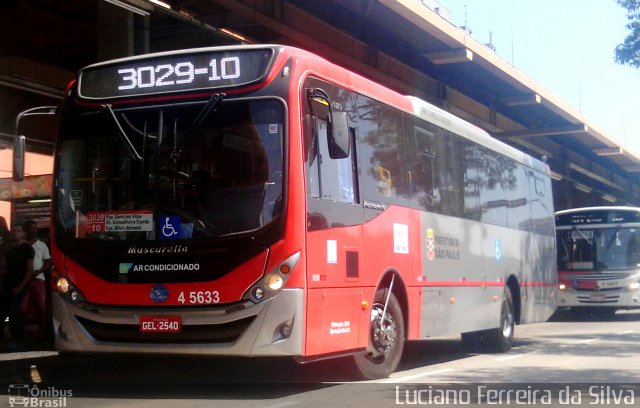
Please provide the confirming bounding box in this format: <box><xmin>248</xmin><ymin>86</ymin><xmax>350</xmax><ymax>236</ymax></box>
<box><xmin>351</xmin><ymin>288</ymin><xmax>405</xmax><ymax>380</ymax></box>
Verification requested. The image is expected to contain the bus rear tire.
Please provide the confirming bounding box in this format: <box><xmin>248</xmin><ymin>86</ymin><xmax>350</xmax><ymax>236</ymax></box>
<box><xmin>486</xmin><ymin>289</ymin><xmax>515</xmax><ymax>352</ymax></box>
<box><xmin>461</xmin><ymin>289</ymin><xmax>514</xmax><ymax>353</ymax></box>
<box><xmin>351</xmin><ymin>288</ymin><xmax>405</xmax><ymax>379</ymax></box>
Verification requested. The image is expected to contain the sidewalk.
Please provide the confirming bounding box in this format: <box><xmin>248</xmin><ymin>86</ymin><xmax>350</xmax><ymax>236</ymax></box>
<box><xmin>2</xmin><ymin>321</ymin><xmax>55</xmax><ymax>358</ymax></box>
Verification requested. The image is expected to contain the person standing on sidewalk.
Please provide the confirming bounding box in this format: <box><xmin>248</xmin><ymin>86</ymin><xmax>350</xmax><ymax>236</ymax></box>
<box><xmin>0</xmin><ymin>218</ymin><xmax>8</xmax><ymax>342</ymax></box>
<box><xmin>2</xmin><ymin>223</ymin><xmax>35</xmax><ymax>351</ymax></box>
<box><xmin>23</xmin><ymin>219</ymin><xmax>51</xmax><ymax>342</ymax></box>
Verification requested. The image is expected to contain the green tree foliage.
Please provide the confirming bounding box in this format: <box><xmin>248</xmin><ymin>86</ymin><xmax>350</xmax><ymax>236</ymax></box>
<box><xmin>615</xmin><ymin>0</ymin><xmax>640</xmax><ymax>67</ymax></box>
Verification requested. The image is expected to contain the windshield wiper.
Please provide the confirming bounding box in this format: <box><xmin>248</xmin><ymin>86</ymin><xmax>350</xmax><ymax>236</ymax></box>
<box><xmin>102</xmin><ymin>104</ymin><xmax>143</xmax><ymax>161</ymax></box>
<box><xmin>573</xmin><ymin>226</ymin><xmax>593</xmax><ymax>245</ymax></box>
<box><xmin>605</xmin><ymin>225</ymin><xmax>623</xmax><ymax>249</ymax></box>
<box><xmin>190</xmin><ymin>93</ymin><xmax>226</xmax><ymax>134</ymax></box>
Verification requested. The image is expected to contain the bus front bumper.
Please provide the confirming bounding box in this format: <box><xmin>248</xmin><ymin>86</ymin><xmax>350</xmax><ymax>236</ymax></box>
<box><xmin>556</xmin><ymin>287</ymin><xmax>640</xmax><ymax>309</ymax></box>
<box><xmin>52</xmin><ymin>288</ymin><xmax>304</xmax><ymax>356</ymax></box>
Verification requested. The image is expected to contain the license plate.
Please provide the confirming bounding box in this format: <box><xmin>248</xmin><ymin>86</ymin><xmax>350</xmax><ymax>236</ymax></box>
<box><xmin>589</xmin><ymin>294</ymin><xmax>607</xmax><ymax>302</ymax></box>
<box><xmin>576</xmin><ymin>280</ymin><xmax>597</xmax><ymax>289</ymax></box>
<box><xmin>140</xmin><ymin>316</ymin><xmax>181</xmax><ymax>333</ymax></box>
<box><xmin>598</xmin><ymin>280</ymin><xmax>620</xmax><ymax>288</ymax></box>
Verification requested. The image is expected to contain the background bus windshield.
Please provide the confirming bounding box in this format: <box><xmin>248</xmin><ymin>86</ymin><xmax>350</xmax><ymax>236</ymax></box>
<box><xmin>557</xmin><ymin>227</ymin><xmax>640</xmax><ymax>271</ymax></box>
<box><xmin>56</xmin><ymin>99</ymin><xmax>284</xmax><ymax>241</ymax></box>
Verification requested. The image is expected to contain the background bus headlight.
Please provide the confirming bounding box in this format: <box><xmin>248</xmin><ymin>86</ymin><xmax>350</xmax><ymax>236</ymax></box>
<box><xmin>630</xmin><ymin>282</ymin><xmax>640</xmax><ymax>290</ymax></box>
<box><xmin>558</xmin><ymin>283</ymin><xmax>567</xmax><ymax>290</ymax></box>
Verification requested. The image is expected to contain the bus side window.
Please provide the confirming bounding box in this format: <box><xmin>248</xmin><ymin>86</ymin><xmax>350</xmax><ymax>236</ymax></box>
<box><xmin>410</xmin><ymin>126</ymin><xmax>436</xmax><ymax>209</ymax></box>
<box><xmin>305</xmin><ymin>115</ymin><xmax>321</xmax><ymax>199</ymax></box>
<box><xmin>376</xmin><ymin>166</ymin><xmax>392</xmax><ymax>197</ymax></box>
<box><xmin>357</xmin><ymin>95</ymin><xmax>407</xmax><ymax>203</ymax></box>
<box><xmin>479</xmin><ymin>149</ymin><xmax>507</xmax><ymax>226</ymax></box>
<box><xmin>316</xmin><ymin>118</ymin><xmax>358</xmax><ymax>204</ymax></box>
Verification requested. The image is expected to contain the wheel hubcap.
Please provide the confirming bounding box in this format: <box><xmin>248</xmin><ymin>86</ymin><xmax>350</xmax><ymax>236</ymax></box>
<box><xmin>502</xmin><ymin>301</ymin><xmax>514</xmax><ymax>339</ymax></box>
<box><xmin>371</xmin><ymin>305</ymin><xmax>397</xmax><ymax>356</ymax></box>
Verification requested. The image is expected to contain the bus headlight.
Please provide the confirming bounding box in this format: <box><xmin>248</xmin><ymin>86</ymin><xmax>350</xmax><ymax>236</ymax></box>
<box><xmin>558</xmin><ymin>283</ymin><xmax>567</xmax><ymax>291</ymax></box>
<box><xmin>253</xmin><ymin>287</ymin><xmax>265</xmax><ymax>301</ymax></box>
<box><xmin>56</xmin><ymin>276</ymin><xmax>85</xmax><ymax>304</ymax></box>
<box><xmin>57</xmin><ymin>277</ymin><xmax>70</xmax><ymax>294</ymax></box>
<box><xmin>245</xmin><ymin>252</ymin><xmax>300</xmax><ymax>303</ymax></box>
<box><xmin>629</xmin><ymin>282</ymin><xmax>640</xmax><ymax>290</ymax></box>
<box><xmin>266</xmin><ymin>273</ymin><xmax>284</xmax><ymax>291</ymax></box>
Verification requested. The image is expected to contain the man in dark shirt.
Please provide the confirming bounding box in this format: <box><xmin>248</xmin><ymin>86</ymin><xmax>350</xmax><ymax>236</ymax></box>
<box><xmin>1</xmin><ymin>223</ymin><xmax>35</xmax><ymax>351</ymax></box>
<box><xmin>0</xmin><ymin>226</ymin><xmax>6</xmax><ymax>336</ymax></box>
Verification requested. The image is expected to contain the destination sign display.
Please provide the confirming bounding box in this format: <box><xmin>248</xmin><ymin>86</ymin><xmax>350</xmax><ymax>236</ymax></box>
<box><xmin>78</xmin><ymin>48</ymin><xmax>275</xmax><ymax>100</ymax></box>
<box><xmin>557</xmin><ymin>210</ymin><xmax>640</xmax><ymax>225</ymax></box>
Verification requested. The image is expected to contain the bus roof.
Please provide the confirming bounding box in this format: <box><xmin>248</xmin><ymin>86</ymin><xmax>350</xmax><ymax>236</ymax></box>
<box><xmin>286</xmin><ymin>46</ymin><xmax>549</xmax><ymax>174</ymax></box>
<box><xmin>407</xmin><ymin>96</ymin><xmax>547</xmax><ymax>173</ymax></box>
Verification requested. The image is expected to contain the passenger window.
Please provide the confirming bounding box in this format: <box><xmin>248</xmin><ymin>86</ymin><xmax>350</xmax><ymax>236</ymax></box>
<box><xmin>316</xmin><ymin>118</ymin><xmax>358</xmax><ymax>204</ymax></box>
<box><xmin>479</xmin><ymin>149</ymin><xmax>507</xmax><ymax>226</ymax></box>
<box><xmin>409</xmin><ymin>126</ymin><xmax>436</xmax><ymax>209</ymax></box>
<box><xmin>404</xmin><ymin>122</ymin><xmax>464</xmax><ymax>217</ymax></box>
<box><xmin>357</xmin><ymin>96</ymin><xmax>408</xmax><ymax>203</ymax></box>
<box><xmin>462</xmin><ymin>144</ymin><xmax>482</xmax><ymax>220</ymax></box>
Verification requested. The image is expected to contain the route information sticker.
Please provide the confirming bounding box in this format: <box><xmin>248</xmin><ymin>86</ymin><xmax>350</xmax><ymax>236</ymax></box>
<box><xmin>85</xmin><ymin>211</ymin><xmax>154</xmax><ymax>233</ymax></box>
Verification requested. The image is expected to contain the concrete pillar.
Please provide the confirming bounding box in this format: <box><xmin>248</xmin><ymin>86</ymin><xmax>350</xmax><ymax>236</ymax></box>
<box><xmin>134</xmin><ymin>14</ymin><xmax>150</xmax><ymax>55</ymax></box>
<box><xmin>97</xmin><ymin>2</ymin><xmax>151</xmax><ymax>61</ymax></box>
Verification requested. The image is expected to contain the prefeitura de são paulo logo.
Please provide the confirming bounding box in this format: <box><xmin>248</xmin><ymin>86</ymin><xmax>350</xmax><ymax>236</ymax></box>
<box><xmin>426</xmin><ymin>228</ymin><xmax>436</xmax><ymax>261</ymax></box>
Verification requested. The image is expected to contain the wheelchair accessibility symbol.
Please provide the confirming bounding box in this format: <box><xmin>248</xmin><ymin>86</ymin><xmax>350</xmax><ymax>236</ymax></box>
<box><xmin>160</xmin><ymin>216</ymin><xmax>180</xmax><ymax>240</ymax></box>
<box><xmin>495</xmin><ymin>239</ymin><xmax>502</xmax><ymax>261</ymax></box>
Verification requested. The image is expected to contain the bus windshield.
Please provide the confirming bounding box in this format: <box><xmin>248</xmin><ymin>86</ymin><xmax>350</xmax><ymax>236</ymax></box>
<box><xmin>557</xmin><ymin>226</ymin><xmax>640</xmax><ymax>271</ymax></box>
<box><xmin>56</xmin><ymin>99</ymin><xmax>284</xmax><ymax>241</ymax></box>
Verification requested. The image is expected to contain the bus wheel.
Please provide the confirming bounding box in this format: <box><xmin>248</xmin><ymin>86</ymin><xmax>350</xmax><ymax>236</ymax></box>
<box><xmin>352</xmin><ymin>288</ymin><xmax>405</xmax><ymax>379</ymax></box>
<box><xmin>486</xmin><ymin>289</ymin><xmax>515</xmax><ymax>352</ymax></box>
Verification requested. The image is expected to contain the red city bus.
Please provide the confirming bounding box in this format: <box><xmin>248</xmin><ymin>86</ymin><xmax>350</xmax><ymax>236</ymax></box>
<box><xmin>38</xmin><ymin>45</ymin><xmax>555</xmax><ymax>379</ymax></box>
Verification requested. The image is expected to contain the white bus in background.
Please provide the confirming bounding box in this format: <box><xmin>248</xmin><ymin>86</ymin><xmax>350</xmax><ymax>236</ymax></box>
<box><xmin>556</xmin><ymin>206</ymin><xmax>640</xmax><ymax>315</ymax></box>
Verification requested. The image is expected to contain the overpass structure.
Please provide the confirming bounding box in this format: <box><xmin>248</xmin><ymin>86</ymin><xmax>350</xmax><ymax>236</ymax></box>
<box><xmin>1</xmin><ymin>0</ymin><xmax>638</xmax><ymax>211</ymax></box>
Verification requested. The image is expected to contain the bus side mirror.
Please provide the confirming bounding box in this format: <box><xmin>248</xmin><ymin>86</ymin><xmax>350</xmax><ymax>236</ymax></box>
<box><xmin>328</xmin><ymin>111</ymin><xmax>350</xmax><ymax>159</ymax></box>
<box><xmin>307</xmin><ymin>88</ymin><xmax>331</xmax><ymax>118</ymax></box>
<box><xmin>13</xmin><ymin>135</ymin><xmax>25</xmax><ymax>182</ymax></box>
<box><xmin>13</xmin><ymin>105</ymin><xmax>58</xmax><ymax>181</ymax></box>
<box><xmin>306</xmin><ymin>88</ymin><xmax>350</xmax><ymax>159</ymax></box>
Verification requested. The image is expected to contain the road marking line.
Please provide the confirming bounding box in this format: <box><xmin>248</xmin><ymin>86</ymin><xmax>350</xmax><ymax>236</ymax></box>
<box><xmin>619</xmin><ymin>330</ymin><xmax>634</xmax><ymax>334</ymax></box>
<box><xmin>264</xmin><ymin>402</ymin><xmax>299</xmax><ymax>408</ymax></box>
<box><xmin>577</xmin><ymin>338</ymin><xmax>597</xmax><ymax>344</ymax></box>
<box><xmin>495</xmin><ymin>354</ymin><xmax>526</xmax><ymax>362</ymax></box>
<box><xmin>380</xmin><ymin>368</ymin><xmax>454</xmax><ymax>383</ymax></box>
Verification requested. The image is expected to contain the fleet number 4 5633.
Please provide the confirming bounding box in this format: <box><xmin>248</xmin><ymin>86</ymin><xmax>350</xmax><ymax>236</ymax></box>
<box><xmin>178</xmin><ymin>291</ymin><xmax>220</xmax><ymax>304</ymax></box>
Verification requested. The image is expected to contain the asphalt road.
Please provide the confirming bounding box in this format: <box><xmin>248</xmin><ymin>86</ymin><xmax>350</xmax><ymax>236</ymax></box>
<box><xmin>1</xmin><ymin>309</ymin><xmax>639</xmax><ymax>407</ymax></box>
